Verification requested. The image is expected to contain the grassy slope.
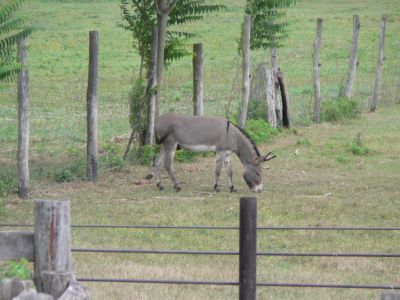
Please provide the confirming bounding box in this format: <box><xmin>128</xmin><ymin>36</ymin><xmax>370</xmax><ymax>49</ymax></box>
<box><xmin>1</xmin><ymin>0</ymin><xmax>400</xmax><ymax>299</ymax></box>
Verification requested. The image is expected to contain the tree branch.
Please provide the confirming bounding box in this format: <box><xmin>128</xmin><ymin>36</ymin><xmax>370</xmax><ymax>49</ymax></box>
<box><xmin>166</xmin><ymin>0</ymin><xmax>179</xmax><ymax>14</ymax></box>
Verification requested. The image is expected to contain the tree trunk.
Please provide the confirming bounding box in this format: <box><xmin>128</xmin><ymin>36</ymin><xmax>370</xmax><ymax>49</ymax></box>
<box><xmin>193</xmin><ymin>43</ymin><xmax>204</xmax><ymax>116</ymax></box>
<box><xmin>239</xmin><ymin>15</ymin><xmax>251</xmax><ymax>129</ymax></box>
<box><xmin>145</xmin><ymin>26</ymin><xmax>158</xmax><ymax>145</ymax></box>
<box><xmin>370</xmin><ymin>15</ymin><xmax>387</xmax><ymax>112</ymax></box>
<box><xmin>313</xmin><ymin>18</ymin><xmax>323</xmax><ymax>123</ymax></box>
<box><xmin>154</xmin><ymin>0</ymin><xmax>178</xmax><ymax>117</ymax></box>
<box><xmin>17</xmin><ymin>38</ymin><xmax>29</xmax><ymax>199</ymax></box>
<box><xmin>341</xmin><ymin>15</ymin><xmax>360</xmax><ymax>99</ymax></box>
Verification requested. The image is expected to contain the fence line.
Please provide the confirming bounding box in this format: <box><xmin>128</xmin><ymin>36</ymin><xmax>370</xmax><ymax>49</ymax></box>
<box><xmin>2</xmin><ymin>223</ymin><xmax>400</xmax><ymax>231</ymax></box>
<box><xmin>1</xmin><ymin>198</ymin><xmax>399</xmax><ymax>297</ymax></box>
<box><xmin>71</xmin><ymin>248</ymin><xmax>400</xmax><ymax>258</ymax></box>
<box><xmin>76</xmin><ymin>278</ymin><xmax>400</xmax><ymax>290</ymax></box>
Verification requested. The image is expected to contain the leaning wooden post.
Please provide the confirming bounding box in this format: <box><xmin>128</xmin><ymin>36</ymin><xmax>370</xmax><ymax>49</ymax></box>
<box><xmin>239</xmin><ymin>197</ymin><xmax>257</xmax><ymax>300</ymax></box>
<box><xmin>17</xmin><ymin>38</ymin><xmax>29</xmax><ymax>199</ymax></box>
<box><xmin>193</xmin><ymin>43</ymin><xmax>204</xmax><ymax>116</ymax></box>
<box><xmin>87</xmin><ymin>30</ymin><xmax>99</xmax><ymax>181</ymax></box>
<box><xmin>370</xmin><ymin>15</ymin><xmax>387</xmax><ymax>112</ymax></box>
<box><xmin>313</xmin><ymin>18</ymin><xmax>323</xmax><ymax>123</ymax></box>
<box><xmin>34</xmin><ymin>200</ymin><xmax>72</xmax><ymax>295</ymax></box>
<box><xmin>341</xmin><ymin>15</ymin><xmax>360</xmax><ymax>99</ymax></box>
<box><xmin>145</xmin><ymin>25</ymin><xmax>158</xmax><ymax>145</ymax></box>
<box><xmin>239</xmin><ymin>15</ymin><xmax>251</xmax><ymax>128</ymax></box>
<box><xmin>277</xmin><ymin>71</ymin><xmax>291</xmax><ymax>128</ymax></box>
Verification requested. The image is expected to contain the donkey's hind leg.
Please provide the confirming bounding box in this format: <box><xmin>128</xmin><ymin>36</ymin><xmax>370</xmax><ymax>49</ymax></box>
<box><xmin>154</xmin><ymin>148</ymin><xmax>166</xmax><ymax>190</ymax></box>
<box><xmin>214</xmin><ymin>152</ymin><xmax>224</xmax><ymax>192</ymax></box>
<box><xmin>164</xmin><ymin>145</ymin><xmax>181</xmax><ymax>192</ymax></box>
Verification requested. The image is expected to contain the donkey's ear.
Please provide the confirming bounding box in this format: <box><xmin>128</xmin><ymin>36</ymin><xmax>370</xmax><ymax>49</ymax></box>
<box><xmin>255</xmin><ymin>152</ymin><xmax>276</xmax><ymax>164</ymax></box>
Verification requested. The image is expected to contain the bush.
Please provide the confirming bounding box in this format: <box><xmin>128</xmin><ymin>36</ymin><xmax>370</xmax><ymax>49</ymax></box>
<box><xmin>0</xmin><ymin>258</ymin><xmax>32</xmax><ymax>280</ymax></box>
<box><xmin>54</xmin><ymin>168</ymin><xmax>73</xmax><ymax>183</ymax></box>
<box><xmin>139</xmin><ymin>144</ymin><xmax>159</xmax><ymax>165</ymax></box>
<box><xmin>0</xmin><ymin>171</ymin><xmax>18</xmax><ymax>198</ymax></box>
<box><xmin>245</xmin><ymin>119</ymin><xmax>279</xmax><ymax>144</ymax></box>
<box><xmin>101</xmin><ymin>142</ymin><xmax>124</xmax><ymax>171</ymax></box>
<box><xmin>321</xmin><ymin>98</ymin><xmax>361</xmax><ymax>123</ymax></box>
<box><xmin>350</xmin><ymin>132</ymin><xmax>370</xmax><ymax>156</ymax></box>
<box><xmin>246</xmin><ymin>100</ymin><xmax>267</xmax><ymax>121</ymax></box>
<box><xmin>175</xmin><ymin>149</ymin><xmax>198</xmax><ymax>163</ymax></box>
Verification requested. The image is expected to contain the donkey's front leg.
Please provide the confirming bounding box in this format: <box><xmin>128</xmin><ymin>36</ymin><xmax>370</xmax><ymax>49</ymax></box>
<box><xmin>214</xmin><ymin>152</ymin><xmax>224</xmax><ymax>192</ymax></box>
<box><xmin>154</xmin><ymin>148</ymin><xmax>166</xmax><ymax>190</ymax></box>
<box><xmin>164</xmin><ymin>146</ymin><xmax>181</xmax><ymax>192</ymax></box>
<box><xmin>224</xmin><ymin>153</ymin><xmax>236</xmax><ymax>192</ymax></box>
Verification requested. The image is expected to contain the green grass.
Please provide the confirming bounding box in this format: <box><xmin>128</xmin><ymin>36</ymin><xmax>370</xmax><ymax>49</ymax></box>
<box><xmin>1</xmin><ymin>105</ymin><xmax>400</xmax><ymax>299</ymax></box>
<box><xmin>1</xmin><ymin>0</ymin><xmax>400</xmax><ymax>299</ymax></box>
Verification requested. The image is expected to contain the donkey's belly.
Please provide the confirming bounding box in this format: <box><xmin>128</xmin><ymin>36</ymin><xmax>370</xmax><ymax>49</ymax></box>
<box><xmin>179</xmin><ymin>144</ymin><xmax>216</xmax><ymax>152</ymax></box>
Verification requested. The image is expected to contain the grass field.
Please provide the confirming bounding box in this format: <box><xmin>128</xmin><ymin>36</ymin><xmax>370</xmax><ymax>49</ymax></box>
<box><xmin>1</xmin><ymin>0</ymin><xmax>400</xmax><ymax>299</ymax></box>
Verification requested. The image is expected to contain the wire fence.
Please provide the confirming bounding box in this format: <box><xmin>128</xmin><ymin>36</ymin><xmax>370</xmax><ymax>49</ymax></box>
<box><xmin>1</xmin><ymin>222</ymin><xmax>399</xmax><ymax>291</ymax></box>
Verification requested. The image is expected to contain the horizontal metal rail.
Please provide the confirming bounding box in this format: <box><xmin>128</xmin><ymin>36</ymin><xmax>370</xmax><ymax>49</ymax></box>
<box><xmin>2</xmin><ymin>223</ymin><xmax>400</xmax><ymax>231</ymax></box>
<box><xmin>76</xmin><ymin>278</ymin><xmax>400</xmax><ymax>290</ymax></box>
<box><xmin>72</xmin><ymin>248</ymin><xmax>400</xmax><ymax>258</ymax></box>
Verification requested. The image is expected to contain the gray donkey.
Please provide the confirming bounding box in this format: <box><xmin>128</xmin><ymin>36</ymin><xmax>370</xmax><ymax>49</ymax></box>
<box><xmin>148</xmin><ymin>113</ymin><xmax>275</xmax><ymax>192</ymax></box>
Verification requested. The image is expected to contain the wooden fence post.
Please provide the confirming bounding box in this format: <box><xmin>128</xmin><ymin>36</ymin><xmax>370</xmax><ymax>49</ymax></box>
<box><xmin>239</xmin><ymin>15</ymin><xmax>251</xmax><ymax>128</ymax></box>
<box><xmin>341</xmin><ymin>15</ymin><xmax>360</xmax><ymax>99</ymax></box>
<box><xmin>17</xmin><ymin>38</ymin><xmax>29</xmax><ymax>199</ymax></box>
<box><xmin>313</xmin><ymin>18</ymin><xmax>323</xmax><ymax>123</ymax></box>
<box><xmin>87</xmin><ymin>30</ymin><xmax>99</xmax><ymax>181</ymax></box>
<box><xmin>34</xmin><ymin>200</ymin><xmax>72</xmax><ymax>295</ymax></box>
<box><xmin>193</xmin><ymin>43</ymin><xmax>204</xmax><ymax>116</ymax></box>
<box><xmin>239</xmin><ymin>197</ymin><xmax>257</xmax><ymax>300</ymax></box>
<box><xmin>266</xmin><ymin>69</ymin><xmax>277</xmax><ymax>128</ymax></box>
<box><xmin>370</xmin><ymin>15</ymin><xmax>387</xmax><ymax>112</ymax></box>
<box><xmin>271</xmin><ymin>48</ymin><xmax>282</xmax><ymax>126</ymax></box>
<box><xmin>145</xmin><ymin>25</ymin><xmax>158</xmax><ymax>145</ymax></box>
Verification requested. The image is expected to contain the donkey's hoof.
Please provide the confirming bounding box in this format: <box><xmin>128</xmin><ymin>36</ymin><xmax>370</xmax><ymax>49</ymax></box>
<box><xmin>174</xmin><ymin>185</ymin><xmax>182</xmax><ymax>192</ymax></box>
<box><xmin>229</xmin><ymin>186</ymin><xmax>237</xmax><ymax>193</ymax></box>
<box><xmin>214</xmin><ymin>184</ymin><xmax>221</xmax><ymax>193</ymax></box>
<box><xmin>145</xmin><ymin>174</ymin><xmax>153</xmax><ymax>180</ymax></box>
<box><xmin>157</xmin><ymin>183</ymin><xmax>164</xmax><ymax>191</ymax></box>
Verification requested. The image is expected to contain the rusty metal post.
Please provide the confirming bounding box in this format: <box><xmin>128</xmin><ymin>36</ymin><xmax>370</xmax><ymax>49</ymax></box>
<box><xmin>239</xmin><ymin>197</ymin><xmax>257</xmax><ymax>300</ymax></box>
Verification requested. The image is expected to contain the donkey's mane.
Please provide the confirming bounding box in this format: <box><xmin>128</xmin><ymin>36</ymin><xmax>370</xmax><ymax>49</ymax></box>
<box><xmin>230</xmin><ymin>122</ymin><xmax>261</xmax><ymax>157</ymax></box>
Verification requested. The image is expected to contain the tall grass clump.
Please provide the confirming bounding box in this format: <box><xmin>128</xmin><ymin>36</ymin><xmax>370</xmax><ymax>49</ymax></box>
<box><xmin>245</xmin><ymin>119</ymin><xmax>279</xmax><ymax>144</ymax></box>
<box><xmin>321</xmin><ymin>98</ymin><xmax>361</xmax><ymax>123</ymax></box>
<box><xmin>0</xmin><ymin>170</ymin><xmax>18</xmax><ymax>198</ymax></box>
<box><xmin>0</xmin><ymin>258</ymin><xmax>32</xmax><ymax>280</ymax></box>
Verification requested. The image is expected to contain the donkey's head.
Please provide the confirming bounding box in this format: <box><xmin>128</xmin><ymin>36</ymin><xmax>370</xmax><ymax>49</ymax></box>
<box><xmin>243</xmin><ymin>152</ymin><xmax>276</xmax><ymax>193</ymax></box>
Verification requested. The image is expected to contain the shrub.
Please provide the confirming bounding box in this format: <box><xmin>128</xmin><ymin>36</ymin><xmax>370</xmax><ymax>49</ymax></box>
<box><xmin>245</xmin><ymin>119</ymin><xmax>279</xmax><ymax>144</ymax></box>
<box><xmin>175</xmin><ymin>150</ymin><xmax>198</xmax><ymax>163</ymax></box>
<box><xmin>101</xmin><ymin>142</ymin><xmax>124</xmax><ymax>171</ymax></box>
<box><xmin>54</xmin><ymin>168</ymin><xmax>73</xmax><ymax>183</ymax></box>
<box><xmin>321</xmin><ymin>98</ymin><xmax>361</xmax><ymax>123</ymax></box>
<box><xmin>246</xmin><ymin>100</ymin><xmax>267</xmax><ymax>121</ymax></box>
<box><xmin>139</xmin><ymin>144</ymin><xmax>159</xmax><ymax>165</ymax></box>
<box><xmin>296</xmin><ymin>138</ymin><xmax>311</xmax><ymax>146</ymax></box>
<box><xmin>0</xmin><ymin>258</ymin><xmax>32</xmax><ymax>280</ymax></box>
<box><xmin>350</xmin><ymin>132</ymin><xmax>369</xmax><ymax>156</ymax></box>
<box><xmin>0</xmin><ymin>171</ymin><xmax>18</xmax><ymax>198</ymax></box>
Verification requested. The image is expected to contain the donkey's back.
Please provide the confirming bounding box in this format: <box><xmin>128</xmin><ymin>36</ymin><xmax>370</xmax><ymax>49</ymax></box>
<box><xmin>155</xmin><ymin>113</ymin><xmax>231</xmax><ymax>152</ymax></box>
